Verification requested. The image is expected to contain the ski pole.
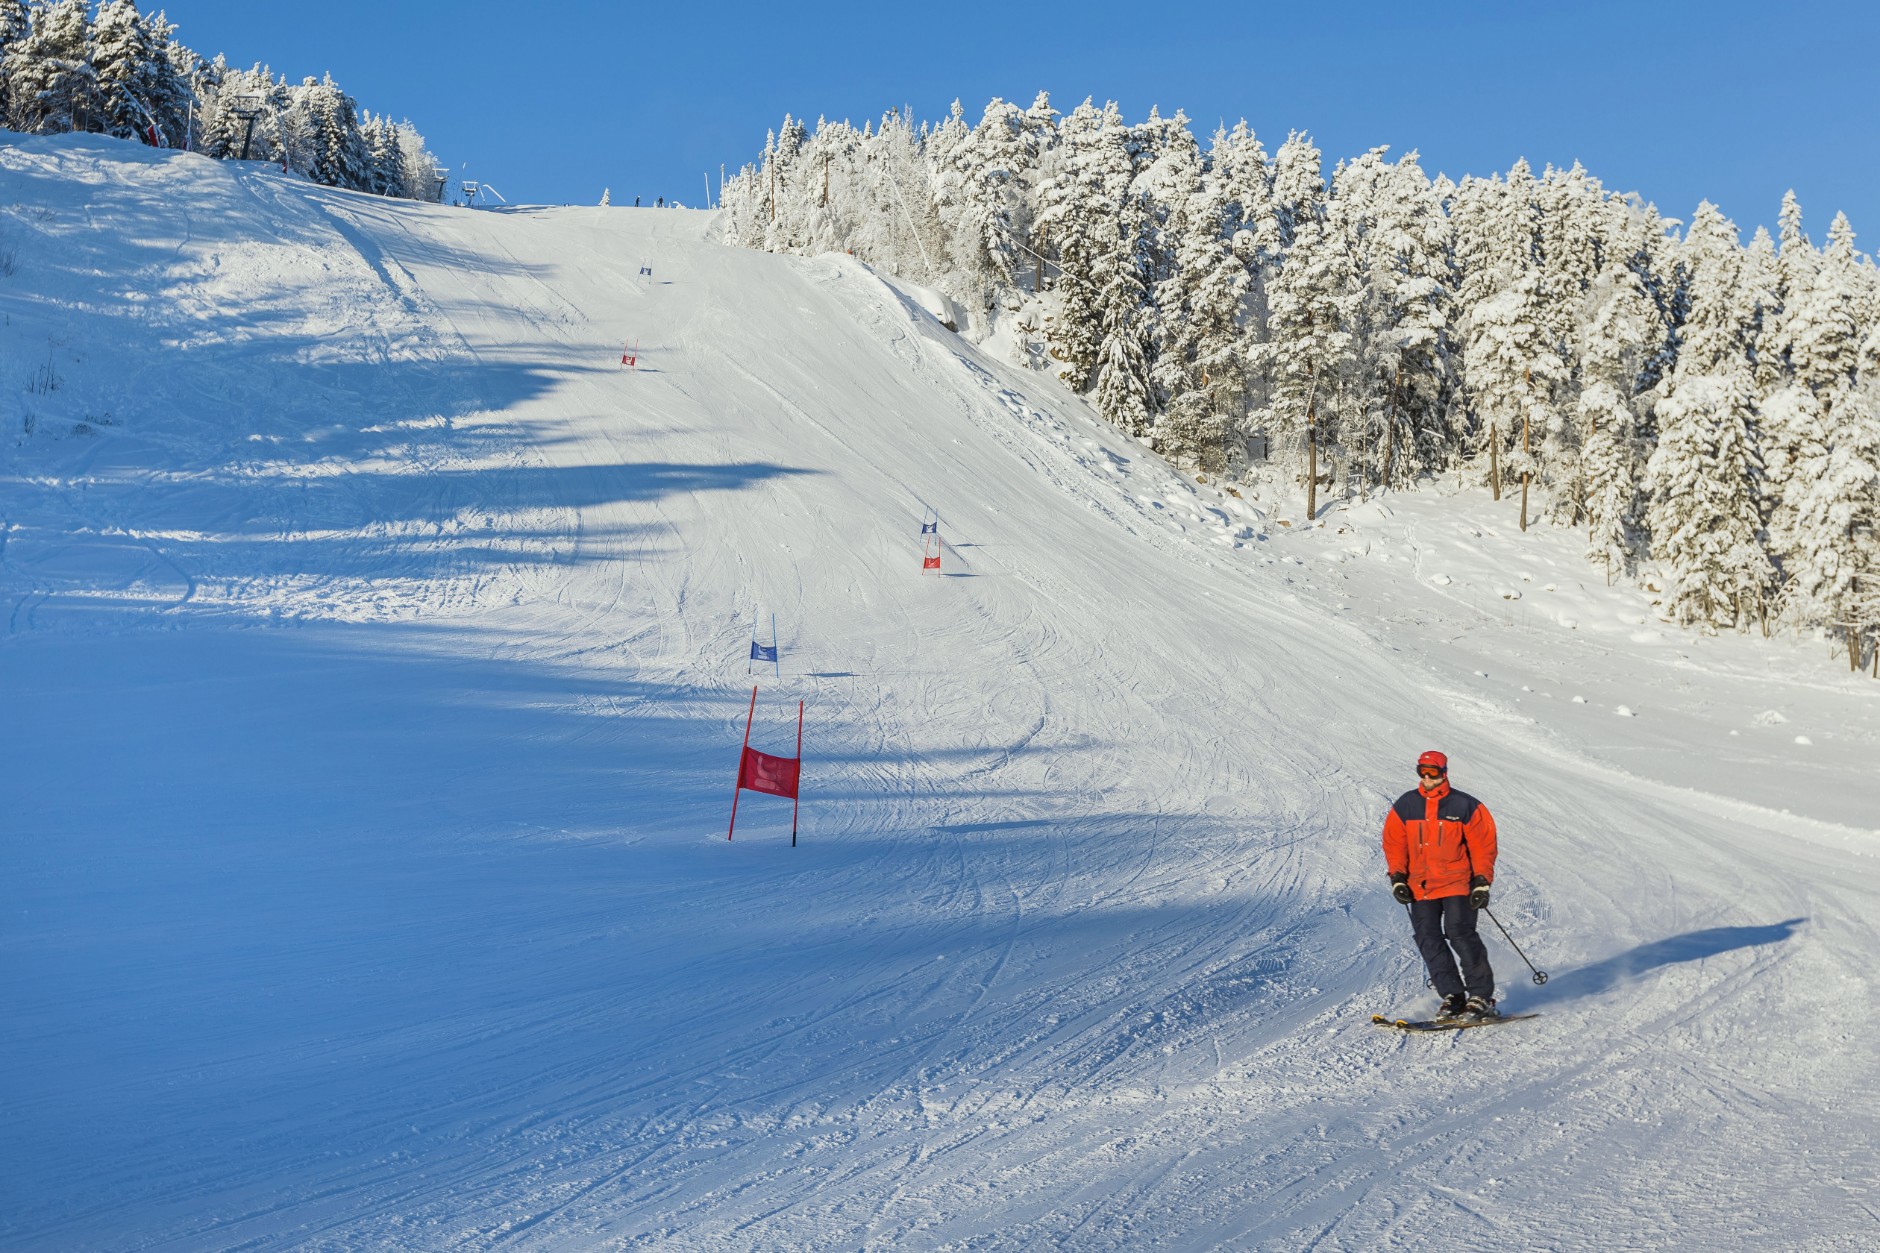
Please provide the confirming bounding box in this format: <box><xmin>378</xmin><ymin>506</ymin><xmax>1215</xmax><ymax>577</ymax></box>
<box><xmin>1482</xmin><ymin>905</ymin><xmax>1549</xmax><ymax>984</ymax></box>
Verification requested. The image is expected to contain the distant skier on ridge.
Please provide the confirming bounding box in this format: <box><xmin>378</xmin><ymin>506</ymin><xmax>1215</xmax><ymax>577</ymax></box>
<box><xmin>1383</xmin><ymin>750</ymin><xmax>1499</xmax><ymax>1020</ymax></box>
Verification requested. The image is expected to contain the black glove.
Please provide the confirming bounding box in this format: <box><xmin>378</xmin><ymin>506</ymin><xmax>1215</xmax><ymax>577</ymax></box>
<box><xmin>1469</xmin><ymin>876</ymin><xmax>1490</xmax><ymax>909</ymax></box>
<box><xmin>1390</xmin><ymin>873</ymin><xmax>1413</xmax><ymax>905</ymax></box>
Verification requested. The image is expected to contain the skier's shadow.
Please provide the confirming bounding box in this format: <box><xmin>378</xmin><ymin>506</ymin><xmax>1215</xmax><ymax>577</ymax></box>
<box><xmin>1524</xmin><ymin>918</ymin><xmax>1805</xmax><ymax>1006</ymax></box>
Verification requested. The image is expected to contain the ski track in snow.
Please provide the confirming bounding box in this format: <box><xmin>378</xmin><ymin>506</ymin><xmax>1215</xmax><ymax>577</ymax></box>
<box><xmin>1</xmin><ymin>136</ymin><xmax>1877</xmax><ymax>1251</ymax></box>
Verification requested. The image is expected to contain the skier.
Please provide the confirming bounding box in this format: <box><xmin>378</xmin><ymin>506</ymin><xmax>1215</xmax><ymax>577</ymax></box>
<box><xmin>1383</xmin><ymin>750</ymin><xmax>1499</xmax><ymax>1019</ymax></box>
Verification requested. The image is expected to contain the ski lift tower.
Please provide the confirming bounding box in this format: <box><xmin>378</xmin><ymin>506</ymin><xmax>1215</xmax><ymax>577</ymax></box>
<box><xmin>432</xmin><ymin>166</ymin><xmax>449</xmax><ymax>203</ymax></box>
<box><xmin>228</xmin><ymin>93</ymin><xmax>263</xmax><ymax>161</ymax></box>
<box><xmin>461</xmin><ymin>179</ymin><xmax>480</xmax><ymax>208</ymax></box>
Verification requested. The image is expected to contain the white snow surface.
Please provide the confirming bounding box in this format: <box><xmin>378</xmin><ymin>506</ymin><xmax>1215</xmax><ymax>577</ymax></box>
<box><xmin>3</xmin><ymin>136</ymin><xmax>1878</xmax><ymax>1250</ymax></box>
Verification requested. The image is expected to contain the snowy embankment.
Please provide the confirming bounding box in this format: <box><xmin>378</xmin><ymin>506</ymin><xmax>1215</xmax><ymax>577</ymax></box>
<box><xmin>2</xmin><ymin>135</ymin><xmax>1876</xmax><ymax>1250</ymax></box>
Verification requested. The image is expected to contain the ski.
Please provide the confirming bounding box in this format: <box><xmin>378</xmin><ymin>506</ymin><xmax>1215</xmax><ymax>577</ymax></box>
<box><xmin>1372</xmin><ymin>1012</ymin><xmax>1540</xmax><ymax>1033</ymax></box>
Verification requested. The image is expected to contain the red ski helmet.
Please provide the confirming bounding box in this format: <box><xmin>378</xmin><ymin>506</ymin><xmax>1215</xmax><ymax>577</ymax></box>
<box><xmin>1416</xmin><ymin>750</ymin><xmax>1449</xmax><ymax>773</ymax></box>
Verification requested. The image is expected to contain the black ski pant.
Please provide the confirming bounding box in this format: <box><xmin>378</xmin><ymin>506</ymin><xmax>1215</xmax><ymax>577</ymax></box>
<box><xmin>1410</xmin><ymin>894</ymin><xmax>1494</xmax><ymax>1002</ymax></box>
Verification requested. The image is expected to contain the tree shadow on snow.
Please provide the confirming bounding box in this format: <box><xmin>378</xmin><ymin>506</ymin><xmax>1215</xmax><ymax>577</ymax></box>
<box><xmin>1524</xmin><ymin>918</ymin><xmax>1806</xmax><ymax>1006</ymax></box>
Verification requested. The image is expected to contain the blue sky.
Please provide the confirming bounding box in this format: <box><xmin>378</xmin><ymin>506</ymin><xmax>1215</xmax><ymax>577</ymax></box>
<box><xmin>170</xmin><ymin>0</ymin><xmax>1877</xmax><ymax>241</ymax></box>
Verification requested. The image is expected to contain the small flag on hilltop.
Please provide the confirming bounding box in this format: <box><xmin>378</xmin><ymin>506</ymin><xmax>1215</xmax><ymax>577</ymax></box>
<box><xmin>746</xmin><ymin>611</ymin><xmax>781</xmax><ymax>678</ymax></box>
<box><xmin>727</xmin><ymin>686</ymin><xmax>805</xmax><ymax>845</ymax></box>
<box><xmin>920</xmin><ymin>508</ymin><xmax>941</xmax><ymax>572</ymax></box>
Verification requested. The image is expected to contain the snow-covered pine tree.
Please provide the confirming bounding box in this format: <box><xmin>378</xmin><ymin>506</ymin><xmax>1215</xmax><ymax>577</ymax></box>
<box><xmin>1742</xmin><ymin>226</ymin><xmax>1783</xmax><ymax>396</ymax></box>
<box><xmin>284</xmin><ymin>74</ymin><xmax>368</xmax><ymax>189</ymax></box>
<box><xmin>1333</xmin><ymin>148</ymin><xmax>1452</xmax><ymax>491</ymax></box>
<box><xmin>360</xmin><ymin>111</ymin><xmax>402</xmax><ymax>197</ymax></box>
<box><xmin>184</xmin><ymin>55</ymin><xmax>241</xmax><ymax>157</ymax></box>
<box><xmin>865</xmin><ymin>110</ymin><xmax>946</xmax><ymax>283</ymax></box>
<box><xmin>1763</xmin><ymin>209</ymin><xmax>1874</xmax><ymax>635</ymax></box>
<box><xmin>1090</xmin><ymin>183</ymin><xmax>1157</xmax><ymax>436</ymax></box>
<box><xmin>1647</xmin><ymin>369</ymin><xmax>1774</xmax><ymax>629</ymax></box>
<box><xmin>1581</xmin><ymin>382</ymin><xmax>1640</xmax><ymax>582</ymax></box>
<box><xmin>1758</xmin><ymin>202</ymin><xmax>1832</xmax><ymax>569</ymax></box>
<box><xmin>393</xmin><ymin>120</ymin><xmax>441</xmax><ymax>200</ymax></box>
<box><xmin>1805</xmin><ymin>212</ymin><xmax>1865</xmax><ymax>403</ymax></box>
<box><xmin>1087</xmin><ymin>110</ymin><xmax>1159</xmax><ymax>434</ymax></box>
<box><xmin>1530</xmin><ymin>163</ymin><xmax>1622</xmax><ymax>515</ymax></box>
<box><xmin>141</xmin><ymin>9</ymin><xmax>195</xmax><ymax>147</ymax></box>
<box><xmin>800</xmin><ymin>118</ymin><xmax>865</xmax><ymax>255</ymax></box>
<box><xmin>1209</xmin><ymin>122</ymin><xmax>1272</xmax><ymax>269</ymax></box>
<box><xmin>1452</xmin><ymin>161</ymin><xmax>1563</xmax><ymax>509</ymax></box>
<box><xmin>6</xmin><ymin>0</ymin><xmax>94</xmax><ymax>134</ymax></box>
<box><xmin>935</xmin><ymin>97</ymin><xmax>1036</xmax><ymax>300</ymax></box>
<box><xmin>0</xmin><ymin>0</ymin><xmax>30</xmax><ymax>124</ymax></box>
<box><xmin>1645</xmin><ymin>202</ymin><xmax>1774</xmax><ymax>629</ymax></box>
<box><xmin>1267</xmin><ymin>131</ymin><xmax>1326</xmax><ymax>260</ymax></box>
<box><xmin>1251</xmin><ymin>166</ymin><xmax>1357</xmax><ymax>511</ymax></box>
<box><xmin>1461</xmin><ymin>267</ymin><xmax>1563</xmax><ymax>521</ymax></box>
<box><xmin>1134</xmin><ymin>110</ymin><xmax>1202</xmax><ymax>374</ymax></box>
<box><xmin>1577</xmin><ymin>263</ymin><xmax>1655</xmax><ymax>578</ymax></box>
<box><xmin>1017</xmin><ymin>91</ymin><xmax>1059</xmax><ymax>291</ymax></box>
<box><xmin>1035</xmin><ymin>99</ymin><xmax>1133</xmax><ymax>391</ymax></box>
<box><xmin>1785</xmin><ymin>377</ymin><xmax>1880</xmax><ymax>661</ymax></box>
<box><xmin>91</xmin><ymin>0</ymin><xmax>162</xmax><ymax>143</ymax></box>
<box><xmin>1150</xmin><ymin>138</ymin><xmax>1250</xmax><ymax>471</ymax></box>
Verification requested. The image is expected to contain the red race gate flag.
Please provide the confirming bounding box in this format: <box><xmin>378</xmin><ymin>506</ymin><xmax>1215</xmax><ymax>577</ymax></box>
<box><xmin>739</xmin><ymin>746</ymin><xmax>799</xmax><ymax>798</ymax></box>
<box><xmin>727</xmin><ymin>687</ymin><xmax>805</xmax><ymax>845</ymax></box>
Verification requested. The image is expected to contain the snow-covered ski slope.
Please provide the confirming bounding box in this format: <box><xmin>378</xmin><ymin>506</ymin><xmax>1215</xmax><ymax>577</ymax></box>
<box><xmin>3</xmin><ymin>135</ymin><xmax>1877</xmax><ymax>1250</ymax></box>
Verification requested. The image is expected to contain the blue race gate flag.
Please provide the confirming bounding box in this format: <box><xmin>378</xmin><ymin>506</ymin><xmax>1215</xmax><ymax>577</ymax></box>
<box><xmin>751</xmin><ymin>641</ymin><xmax>778</xmax><ymax>663</ymax></box>
<box><xmin>920</xmin><ymin>521</ymin><xmax>937</xmax><ymax>534</ymax></box>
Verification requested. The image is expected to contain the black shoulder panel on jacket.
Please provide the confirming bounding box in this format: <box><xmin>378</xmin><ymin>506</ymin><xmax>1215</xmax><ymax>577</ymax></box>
<box><xmin>1438</xmin><ymin>789</ymin><xmax>1481</xmax><ymax>824</ymax></box>
<box><xmin>1392</xmin><ymin>790</ymin><xmax>1426</xmax><ymax>823</ymax></box>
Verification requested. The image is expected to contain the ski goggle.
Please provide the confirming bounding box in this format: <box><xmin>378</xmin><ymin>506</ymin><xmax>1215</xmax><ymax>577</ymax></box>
<box><xmin>1417</xmin><ymin>766</ymin><xmax>1446</xmax><ymax>779</ymax></box>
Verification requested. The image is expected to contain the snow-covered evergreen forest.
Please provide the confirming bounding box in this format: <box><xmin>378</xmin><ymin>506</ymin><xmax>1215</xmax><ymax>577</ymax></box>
<box><xmin>722</xmin><ymin>98</ymin><xmax>1880</xmax><ymax>669</ymax></box>
<box><xmin>0</xmin><ymin>0</ymin><xmax>441</xmax><ymax>198</ymax></box>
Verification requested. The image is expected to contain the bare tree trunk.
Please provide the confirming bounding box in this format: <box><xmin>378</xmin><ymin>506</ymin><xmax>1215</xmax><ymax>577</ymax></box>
<box><xmin>1489</xmin><ymin>424</ymin><xmax>1501</xmax><ymax>500</ymax></box>
<box><xmin>1511</xmin><ymin>372</ymin><xmax>1526</xmax><ymax>530</ymax></box>
<box><xmin>1382</xmin><ymin>364</ymin><xmax>1399</xmax><ymax>490</ymax></box>
<box><xmin>768</xmin><ymin>167</ymin><xmax>776</xmax><ymax>221</ymax></box>
<box><xmin>821</xmin><ymin>154</ymin><xmax>829</xmax><ymax>207</ymax></box>
<box><xmin>1307</xmin><ymin>420</ymin><xmax>1318</xmax><ymax>524</ymax></box>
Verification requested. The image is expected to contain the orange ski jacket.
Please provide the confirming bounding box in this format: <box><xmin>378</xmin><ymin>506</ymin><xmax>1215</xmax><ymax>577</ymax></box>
<box><xmin>1382</xmin><ymin>780</ymin><xmax>1497</xmax><ymax>901</ymax></box>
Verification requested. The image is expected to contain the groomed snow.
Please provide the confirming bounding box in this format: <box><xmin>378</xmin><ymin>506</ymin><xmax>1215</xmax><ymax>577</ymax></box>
<box><xmin>2</xmin><ymin>135</ymin><xmax>1876</xmax><ymax>1250</ymax></box>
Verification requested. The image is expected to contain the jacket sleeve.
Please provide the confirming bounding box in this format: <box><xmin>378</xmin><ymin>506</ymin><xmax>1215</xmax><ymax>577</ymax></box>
<box><xmin>1382</xmin><ymin>808</ymin><xmax>1408</xmax><ymax>878</ymax></box>
<box><xmin>1467</xmin><ymin>803</ymin><xmax>1498</xmax><ymax>883</ymax></box>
